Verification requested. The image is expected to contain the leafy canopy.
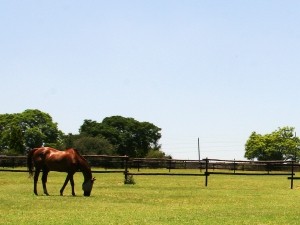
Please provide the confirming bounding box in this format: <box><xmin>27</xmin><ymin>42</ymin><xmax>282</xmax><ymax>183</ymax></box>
<box><xmin>79</xmin><ymin>116</ymin><xmax>162</xmax><ymax>157</ymax></box>
<box><xmin>244</xmin><ymin>126</ymin><xmax>300</xmax><ymax>161</ymax></box>
<box><xmin>0</xmin><ymin>109</ymin><xmax>63</xmax><ymax>154</ymax></box>
<box><xmin>64</xmin><ymin>133</ymin><xmax>115</xmax><ymax>155</ymax></box>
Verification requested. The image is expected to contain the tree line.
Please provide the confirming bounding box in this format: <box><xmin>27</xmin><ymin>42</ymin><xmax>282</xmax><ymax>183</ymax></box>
<box><xmin>1</xmin><ymin>109</ymin><xmax>299</xmax><ymax>161</ymax></box>
<box><xmin>0</xmin><ymin>109</ymin><xmax>167</xmax><ymax>158</ymax></box>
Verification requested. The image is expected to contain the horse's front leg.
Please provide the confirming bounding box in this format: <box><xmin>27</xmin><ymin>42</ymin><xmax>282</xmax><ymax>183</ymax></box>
<box><xmin>70</xmin><ymin>174</ymin><xmax>75</xmax><ymax>196</ymax></box>
<box><xmin>60</xmin><ymin>174</ymin><xmax>70</xmax><ymax>196</ymax></box>
<box><xmin>42</xmin><ymin>170</ymin><xmax>49</xmax><ymax>196</ymax></box>
<box><xmin>33</xmin><ymin>169</ymin><xmax>40</xmax><ymax>195</ymax></box>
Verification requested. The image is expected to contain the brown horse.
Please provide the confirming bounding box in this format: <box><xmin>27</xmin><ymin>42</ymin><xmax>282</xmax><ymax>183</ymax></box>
<box><xmin>27</xmin><ymin>147</ymin><xmax>95</xmax><ymax>196</ymax></box>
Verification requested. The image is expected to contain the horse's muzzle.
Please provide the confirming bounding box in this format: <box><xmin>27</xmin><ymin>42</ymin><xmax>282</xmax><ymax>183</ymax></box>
<box><xmin>84</xmin><ymin>191</ymin><xmax>91</xmax><ymax>197</ymax></box>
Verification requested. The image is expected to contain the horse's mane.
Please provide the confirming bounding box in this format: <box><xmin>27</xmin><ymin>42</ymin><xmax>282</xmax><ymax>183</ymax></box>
<box><xmin>72</xmin><ymin>148</ymin><xmax>88</xmax><ymax>163</ymax></box>
<box><xmin>70</xmin><ymin>148</ymin><xmax>92</xmax><ymax>180</ymax></box>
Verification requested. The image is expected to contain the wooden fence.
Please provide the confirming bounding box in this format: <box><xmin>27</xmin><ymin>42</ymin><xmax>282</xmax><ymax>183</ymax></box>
<box><xmin>124</xmin><ymin>158</ymin><xmax>298</xmax><ymax>189</ymax></box>
<box><xmin>0</xmin><ymin>155</ymin><xmax>299</xmax><ymax>189</ymax></box>
<box><xmin>202</xmin><ymin>158</ymin><xmax>297</xmax><ymax>189</ymax></box>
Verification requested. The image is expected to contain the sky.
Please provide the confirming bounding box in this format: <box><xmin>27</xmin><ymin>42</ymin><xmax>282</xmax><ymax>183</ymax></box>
<box><xmin>1</xmin><ymin>1</ymin><xmax>300</xmax><ymax>160</ymax></box>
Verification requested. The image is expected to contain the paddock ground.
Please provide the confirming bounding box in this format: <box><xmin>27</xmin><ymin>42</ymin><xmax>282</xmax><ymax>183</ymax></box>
<box><xmin>1</xmin><ymin>169</ymin><xmax>300</xmax><ymax>225</ymax></box>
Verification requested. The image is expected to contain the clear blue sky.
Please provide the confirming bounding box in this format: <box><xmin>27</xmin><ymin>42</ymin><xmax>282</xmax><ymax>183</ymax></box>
<box><xmin>1</xmin><ymin>1</ymin><xmax>300</xmax><ymax>159</ymax></box>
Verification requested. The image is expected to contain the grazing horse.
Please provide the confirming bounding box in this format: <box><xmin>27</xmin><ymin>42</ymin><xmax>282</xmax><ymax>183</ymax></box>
<box><xmin>27</xmin><ymin>147</ymin><xmax>95</xmax><ymax>196</ymax></box>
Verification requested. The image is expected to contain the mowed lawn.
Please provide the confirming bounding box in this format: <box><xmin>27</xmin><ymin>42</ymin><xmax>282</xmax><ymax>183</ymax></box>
<box><xmin>1</xmin><ymin>169</ymin><xmax>300</xmax><ymax>225</ymax></box>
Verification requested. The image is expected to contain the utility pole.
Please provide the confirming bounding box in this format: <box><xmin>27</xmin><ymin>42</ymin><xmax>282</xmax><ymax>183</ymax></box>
<box><xmin>198</xmin><ymin>137</ymin><xmax>201</xmax><ymax>172</ymax></box>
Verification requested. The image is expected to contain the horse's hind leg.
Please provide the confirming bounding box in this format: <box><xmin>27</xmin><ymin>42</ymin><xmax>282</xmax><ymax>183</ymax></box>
<box><xmin>42</xmin><ymin>170</ymin><xmax>49</xmax><ymax>196</ymax></box>
<box><xmin>33</xmin><ymin>169</ymin><xmax>40</xmax><ymax>195</ymax></box>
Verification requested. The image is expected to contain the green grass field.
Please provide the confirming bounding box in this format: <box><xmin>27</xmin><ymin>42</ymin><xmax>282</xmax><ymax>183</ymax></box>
<box><xmin>1</xmin><ymin>169</ymin><xmax>300</xmax><ymax>225</ymax></box>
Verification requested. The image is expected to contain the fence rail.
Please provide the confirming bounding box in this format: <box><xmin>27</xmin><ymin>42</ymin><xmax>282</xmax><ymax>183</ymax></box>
<box><xmin>1</xmin><ymin>155</ymin><xmax>299</xmax><ymax>189</ymax></box>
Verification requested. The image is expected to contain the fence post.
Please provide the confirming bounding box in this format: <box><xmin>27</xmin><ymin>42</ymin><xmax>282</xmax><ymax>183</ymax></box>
<box><xmin>291</xmin><ymin>161</ymin><xmax>294</xmax><ymax>189</ymax></box>
<box><xmin>199</xmin><ymin>160</ymin><xmax>202</xmax><ymax>172</ymax></box>
<box><xmin>205</xmin><ymin>158</ymin><xmax>209</xmax><ymax>186</ymax></box>
<box><xmin>233</xmin><ymin>159</ymin><xmax>236</xmax><ymax>174</ymax></box>
<box><xmin>124</xmin><ymin>156</ymin><xmax>129</xmax><ymax>182</ymax></box>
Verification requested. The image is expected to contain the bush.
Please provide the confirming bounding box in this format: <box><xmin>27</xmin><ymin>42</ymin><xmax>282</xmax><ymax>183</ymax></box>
<box><xmin>124</xmin><ymin>175</ymin><xmax>135</xmax><ymax>185</ymax></box>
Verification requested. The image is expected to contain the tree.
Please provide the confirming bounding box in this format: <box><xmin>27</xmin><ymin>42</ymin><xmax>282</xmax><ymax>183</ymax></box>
<box><xmin>19</xmin><ymin>109</ymin><xmax>62</xmax><ymax>146</ymax></box>
<box><xmin>80</xmin><ymin>116</ymin><xmax>162</xmax><ymax>157</ymax></box>
<box><xmin>0</xmin><ymin>109</ymin><xmax>63</xmax><ymax>154</ymax></box>
<box><xmin>0</xmin><ymin>113</ymin><xmax>17</xmax><ymax>152</ymax></box>
<box><xmin>74</xmin><ymin>136</ymin><xmax>114</xmax><ymax>155</ymax></box>
<box><xmin>8</xmin><ymin>125</ymin><xmax>24</xmax><ymax>154</ymax></box>
<box><xmin>146</xmin><ymin>149</ymin><xmax>171</xmax><ymax>159</ymax></box>
<box><xmin>24</xmin><ymin>127</ymin><xmax>45</xmax><ymax>149</ymax></box>
<box><xmin>244</xmin><ymin>127</ymin><xmax>300</xmax><ymax>161</ymax></box>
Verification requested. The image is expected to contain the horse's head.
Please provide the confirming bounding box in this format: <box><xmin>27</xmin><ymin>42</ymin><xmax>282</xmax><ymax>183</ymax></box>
<box><xmin>82</xmin><ymin>177</ymin><xmax>96</xmax><ymax>196</ymax></box>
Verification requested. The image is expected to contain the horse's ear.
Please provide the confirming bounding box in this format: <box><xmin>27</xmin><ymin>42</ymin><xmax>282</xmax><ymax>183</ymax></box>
<box><xmin>92</xmin><ymin>177</ymin><xmax>96</xmax><ymax>182</ymax></box>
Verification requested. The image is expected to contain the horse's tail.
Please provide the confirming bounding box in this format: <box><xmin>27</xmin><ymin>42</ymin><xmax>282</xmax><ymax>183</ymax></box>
<box><xmin>27</xmin><ymin>148</ymin><xmax>38</xmax><ymax>177</ymax></box>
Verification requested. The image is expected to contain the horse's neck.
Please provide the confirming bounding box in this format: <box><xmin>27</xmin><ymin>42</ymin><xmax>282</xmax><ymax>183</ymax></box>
<box><xmin>82</xmin><ymin>168</ymin><xmax>92</xmax><ymax>181</ymax></box>
<box><xmin>78</xmin><ymin>160</ymin><xmax>92</xmax><ymax>181</ymax></box>
<box><xmin>73</xmin><ymin>149</ymin><xmax>92</xmax><ymax>181</ymax></box>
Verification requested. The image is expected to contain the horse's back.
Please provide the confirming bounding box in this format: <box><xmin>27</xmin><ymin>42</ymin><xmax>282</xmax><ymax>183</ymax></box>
<box><xmin>32</xmin><ymin>147</ymin><xmax>78</xmax><ymax>172</ymax></box>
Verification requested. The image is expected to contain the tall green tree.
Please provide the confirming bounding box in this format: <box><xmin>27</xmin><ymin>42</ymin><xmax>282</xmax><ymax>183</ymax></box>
<box><xmin>73</xmin><ymin>136</ymin><xmax>115</xmax><ymax>155</ymax></box>
<box><xmin>245</xmin><ymin>127</ymin><xmax>300</xmax><ymax>161</ymax></box>
<box><xmin>8</xmin><ymin>125</ymin><xmax>24</xmax><ymax>154</ymax></box>
<box><xmin>0</xmin><ymin>109</ymin><xmax>63</xmax><ymax>154</ymax></box>
<box><xmin>24</xmin><ymin>127</ymin><xmax>46</xmax><ymax>149</ymax></box>
<box><xmin>80</xmin><ymin>116</ymin><xmax>162</xmax><ymax>157</ymax></box>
